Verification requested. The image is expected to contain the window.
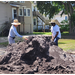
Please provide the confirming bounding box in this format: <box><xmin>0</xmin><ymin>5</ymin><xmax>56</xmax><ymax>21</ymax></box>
<box><xmin>24</xmin><ymin>8</ymin><xmax>30</xmax><ymax>16</ymax></box>
<box><xmin>65</xmin><ymin>16</ymin><xmax>68</xmax><ymax>21</ymax></box>
<box><xmin>19</xmin><ymin>8</ymin><xmax>23</xmax><ymax>16</ymax></box>
<box><xmin>19</xmin><ymin>9</ymin><xmax>22</xmax><ymax>16</ymax></box>
<box><xmin>24</xmin><ymin>9</ymin><xmax>26</xmax><ymax>16</ymax></box>
<box><xmin>27</xmin><ymin>9</ymin><xmax>30</xmax><ymax>16</ymax></box>
<box><xmin>14</xmin><ymin>9</ymin><xmax>17</xmax><ymax>19</ymax></box>
<box><xmin>34</xmin><ymin>18</ymin><xmax>36</xmax><ymax>25</ymax></box>
<box><xmin>12</xmin><ymin>8</ymin><xmax>17</xmax><ymax>19</ymax></box>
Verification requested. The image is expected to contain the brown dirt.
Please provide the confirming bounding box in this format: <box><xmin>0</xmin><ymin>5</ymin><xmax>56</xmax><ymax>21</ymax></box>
<box><xmin>0</xmin><ymin>36</ymin><xmax>75</xmax><ymax>74</ymax></box>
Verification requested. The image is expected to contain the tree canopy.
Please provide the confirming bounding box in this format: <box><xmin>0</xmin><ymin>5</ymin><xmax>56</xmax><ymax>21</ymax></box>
<box><xmin>37</xmin><ymin>1</ymin><xmax>75</xmax><ymax>33</ymax></box>
<box><xmin>37</xmin><ymin>1</ymin><xmax>60</xmax><ymax>18</ymax></box>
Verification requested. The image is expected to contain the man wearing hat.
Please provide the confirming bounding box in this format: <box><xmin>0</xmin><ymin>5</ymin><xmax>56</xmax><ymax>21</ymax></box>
<box><xmin>49</xmin><ymin>20</ymin><xmax>61</xmax><ymax>46</ymax></box>
<box><xmin>8</xmin><ymin>19</ymin><xmax>28</xmax><ymax>45</ymax></box>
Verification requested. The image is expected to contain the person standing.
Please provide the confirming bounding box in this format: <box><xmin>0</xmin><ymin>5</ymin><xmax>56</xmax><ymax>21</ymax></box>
<box><xmin>8</xmin><ymin>19</ymin><xmax>28</xmax><ymax>45</ymax></box>
<box><xmin>49</xmin><ymin>20</ymin><xmax>61</xmax><ymax>46</ymax></box>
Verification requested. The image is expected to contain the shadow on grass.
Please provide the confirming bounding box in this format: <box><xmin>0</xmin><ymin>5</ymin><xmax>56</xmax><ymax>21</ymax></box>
<box><xmin>58</xmin><ymin>42</ymin><xmax>66</xmax><ymax>44</ymax></box>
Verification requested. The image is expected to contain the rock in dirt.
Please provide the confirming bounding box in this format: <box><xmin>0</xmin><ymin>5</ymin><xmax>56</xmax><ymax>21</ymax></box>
<box><xmin>0</xmin><ymin>35</ymin><xmax>75</xmax><ymax>74</ymax></box>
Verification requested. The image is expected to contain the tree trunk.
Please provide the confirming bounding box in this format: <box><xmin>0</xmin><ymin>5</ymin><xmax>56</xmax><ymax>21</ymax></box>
<box><xmin>64</xmin><ymin>2</ymin><xmax>72</xmax><ymax>33</ymax></box>
<box><xmin>68</xmin><ymin>2</ymin><xmax>74</xmax><ymax>33</ymax></box>
<box><xmin>63</xmin><ymin>1</ymin><xmax>74</xmax><ymax>33</ymax></box>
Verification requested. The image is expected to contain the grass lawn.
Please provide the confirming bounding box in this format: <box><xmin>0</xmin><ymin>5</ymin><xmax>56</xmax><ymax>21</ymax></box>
<box><xmin>58</xmin><ymin>39</ymin><xmax>75</xmax><ymax>51</ymax></box>
<box><xmin>33</xmin><ymin>31</ymin><xmax>69</xmax><ymax>35</ymax></box>
<box><xmin>0</xmin><ymin>42</ymin><xmax>8</xmax><ymax>47</ymax></box>
<box><xmin>33</xmin><ymin>32</ymin><xmax>52</xmax><ymax>35</ymax></box>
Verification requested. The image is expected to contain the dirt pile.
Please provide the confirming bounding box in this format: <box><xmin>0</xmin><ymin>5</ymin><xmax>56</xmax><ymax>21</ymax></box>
<box><xmin>0</xmin><ymin>36</ymin><xmax>75</xmax><ymax>74</ymax></box>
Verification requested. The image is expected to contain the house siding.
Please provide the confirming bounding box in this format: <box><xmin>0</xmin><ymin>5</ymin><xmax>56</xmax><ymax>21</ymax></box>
<box><xmin>23</xmin><ymin>1</ymin><xmax>33</xmax><ymax>33</ymax></box>
<box><xmin>52</xmin><ymin>11</ymin><xmax>68</xmax><ymax>24</ymax></box>
<box><xmin>0</xmin><ymin>2</ymin><xmax>12</xmax><ymax>28</ymax></box>
<box><xmin>17</xmin><ymin>1</ymin><xmax>33</xmax><ymax>33</ymax></box>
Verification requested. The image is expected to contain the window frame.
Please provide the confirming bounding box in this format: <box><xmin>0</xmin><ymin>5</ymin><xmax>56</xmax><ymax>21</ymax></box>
<box><xmin>65</xmin><ymin>16</ymin><xmax>68</xmax><ymax>21</ymax></box>
<box><xmin>24</xmin><ymin>9</ymin><xmax>26</xmax><ymax>16</ymax></box>
<box><xmin>27</xmin><ymin>8</ymin><xmax>30</xmax><ymax>16</ymax></box>
<box><xmin>19</xmin><ymin>7</ymin><xmax>23</xmax><ymax>16</ymax></box>
<box><xmin>33</xmin><ymin>18</ymin><xmax>37</xmax><ymax>25</ymax></box>
<box><xmin>24</xmin><ymin>8</ymin><xmax>30</xmax><ymax>17</ymax></box>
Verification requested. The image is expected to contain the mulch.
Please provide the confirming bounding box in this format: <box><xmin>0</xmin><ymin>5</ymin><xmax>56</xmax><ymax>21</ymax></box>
<box><xmin>0</xmin><ymin>36</ymin><xmax>75</xmax><ymax>74</ymax></box>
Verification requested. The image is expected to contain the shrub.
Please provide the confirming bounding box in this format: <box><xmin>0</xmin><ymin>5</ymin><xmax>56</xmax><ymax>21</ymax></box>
<box><xmin>60</xmin><ymin>20</ymin><xmax>69</xmax><ymax>32</ymax></box>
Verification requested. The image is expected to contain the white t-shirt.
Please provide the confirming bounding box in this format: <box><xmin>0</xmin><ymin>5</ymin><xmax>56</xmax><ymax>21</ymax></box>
<box><xmin>8</xmin><ymin>25</ymin><xmax>22</xmax><ymax>38</ymax></box>
<box><xmin>51</xmin><ymin>25</ymin><xmax>61</xmax><ymax>38</ymax></box>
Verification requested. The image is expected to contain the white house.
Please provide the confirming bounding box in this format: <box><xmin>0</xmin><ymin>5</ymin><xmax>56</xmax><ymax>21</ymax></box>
<box><xmin>32</xmin><ymin>2</ymin><xmax>50</xmax><ymax>31</ymax></box>
<box><xmin>52</xmin><ymin>11</ymin><xmax>68</xmax><ymax>24</ymax></box>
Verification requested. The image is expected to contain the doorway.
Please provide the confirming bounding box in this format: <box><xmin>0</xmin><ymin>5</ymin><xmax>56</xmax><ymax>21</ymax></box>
<box><xmin>12</xmin><ymin>7</ymin><xmax>20</xmax><ymax>33</ymax></box>
<box><xmin>12</xmin><ymin>8</ymin><xmax>17</xmax><ymax>19</ymax></box>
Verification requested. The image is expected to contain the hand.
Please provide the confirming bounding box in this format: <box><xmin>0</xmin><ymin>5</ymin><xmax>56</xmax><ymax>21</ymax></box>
<box><xmin>51</xmin><ymin>38</ymin><xmax>54</xmax><ymax>42</ymax></box>
<box><xmin>25</xmin><ymin>38</ymin><xmax>28</xmax><ymax>40</ymax></box>
<box><xmin>51</xmin><ymin>37</ymin><xmax>54</xmax><ymax>42</ymax></box>
<box><xmin>51</xmin><ymin>36</ymin><xmax>55</xmax><ymax>41</ymax></box>
<box><xmin>22</xmin><ymin>36</ymin><xmax>28</xmax><ymax>40</ymax></box>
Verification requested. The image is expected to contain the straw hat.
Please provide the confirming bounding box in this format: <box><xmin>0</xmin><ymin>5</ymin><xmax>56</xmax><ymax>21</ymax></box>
<box><xmin>11</xmin><ymin>19</ymin><xmax>21</xmax><ymax>25</ymax></box>
<box><xmin>49</xmin><ymin>19</ymin><xmax>60</xmax><ymax>25</ymax></box>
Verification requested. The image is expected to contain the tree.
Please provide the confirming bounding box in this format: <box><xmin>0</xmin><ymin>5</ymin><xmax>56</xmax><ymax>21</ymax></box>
<box><xmin>37</xmin><ymin>1</ymin><xmax>75</xmax><ymax>33</ymax></box>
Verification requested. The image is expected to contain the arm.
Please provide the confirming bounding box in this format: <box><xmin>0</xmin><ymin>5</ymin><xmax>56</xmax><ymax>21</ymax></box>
<box><xmin>54</xmin><ymin>32</ymin><xmax>59</xmax><ymax>39</ymax></box>
<box><xmin>52</xmin><ymin>26</ymin><xmax>59</xmax><ymax>41</ymax></box>
<box><xmin>51</xmin><ymin>32</ymin><xmax>59</xmax><ymax>41</ymax></box>
<box><xmin>13</xmin><ymin>27</ymin><xmax>22</xmax><ymax>38</ymax></box>
<box><xmin>13</xmin><ymin>27</ymin><xmax>28</xmax><ymax>40</ymax></box>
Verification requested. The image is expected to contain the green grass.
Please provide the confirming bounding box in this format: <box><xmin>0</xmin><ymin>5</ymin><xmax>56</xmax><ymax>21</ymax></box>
<box><xmin>0</xmin><ymin>41</ymin><xmax>21</xmax><ymax>47</ymax></box>
<box><xmin>33</xmin><ymin>32</ymin><xmax>52</xmax><ymax>35</ymax></box>
<box><xmin>61</xmin><ymin>31</ymin><xmax>69</xmax><ymax>35</ymax></box>
<box><xmin>33</xmin><ymin>31</ymin><xmax>69</xmax><ymax>35</ymax></box>
<box><xmin>0</xmin><ymin>42</ymin><xmax>8</xmax><ymax>47</ymax></box>
<box><xmin>58</xmin><ymin>39</ymin><xmax>75</xmax><ymax>51</ymax></box>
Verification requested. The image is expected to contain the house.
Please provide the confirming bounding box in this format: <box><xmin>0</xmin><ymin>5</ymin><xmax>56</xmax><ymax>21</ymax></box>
<box><xmin>0</xmin><ymin>1</ymin><xmax>33</xmax><ymax>35</ymax></box>
<box><xmin>52</xmin><ymin>11</ymin><xmax>68</xmax><ymax>24</ymax></box>
<box><xmin>32</xmin><ymin>2</ymin><xmax>51</xmax><ymax>32</ymax></box>
<box><xmin>0</xmin><ymin>1</ymin><xmax>51</xmax><ymax>36</ymax></box>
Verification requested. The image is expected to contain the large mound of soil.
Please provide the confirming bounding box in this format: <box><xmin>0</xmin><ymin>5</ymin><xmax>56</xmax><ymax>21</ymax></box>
<box><xmin>0</xmin><ymin>36</ymin><xmax>75</xmax><ymax>74</ymax></box>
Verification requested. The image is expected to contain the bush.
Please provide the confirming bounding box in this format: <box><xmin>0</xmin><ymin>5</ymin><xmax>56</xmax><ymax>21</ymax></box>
<box><xmin>60</xmin><ymin>24</ymin><xmax>69</xmax><ymax>31</ymax></box>
<box><xmin>59</xmin><ymin>20</ymin><xmax>69</xmax><ymax>32</ymax></box>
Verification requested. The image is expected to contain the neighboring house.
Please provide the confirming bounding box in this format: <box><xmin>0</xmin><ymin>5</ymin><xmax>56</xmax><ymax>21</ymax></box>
<box><xmin>32</xmin><ymin>2</ymin><xmax>51</xmax><ymax>31</ymax></box>
<box><xmin>0</xmin><ymin>1</ymin><xmax>33</xmax><ymax>35</ymax></box>
<box><xmin>52</xmin><ymin>11</ymin><xmax>68</xmax><ymax>24</ymax></box>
